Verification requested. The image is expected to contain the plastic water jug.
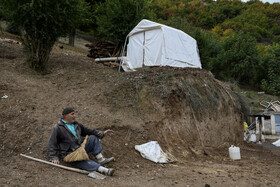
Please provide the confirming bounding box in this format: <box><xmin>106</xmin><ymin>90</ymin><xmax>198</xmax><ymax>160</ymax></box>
<box><xmin>229</xmin><ymin>145</ymin><xmax>241</xmax><ymax>160</ymax></box>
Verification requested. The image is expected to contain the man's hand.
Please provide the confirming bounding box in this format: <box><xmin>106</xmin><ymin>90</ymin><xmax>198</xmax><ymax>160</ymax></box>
<box><xmin>104</xmin><ymin>129</ymin><xmax>114</xmax><ymax>136</ymax></box>
<box><xmin>51</xmin><ymin>159</ymin><xmax>60</xmax><ymax>165</ymax></box>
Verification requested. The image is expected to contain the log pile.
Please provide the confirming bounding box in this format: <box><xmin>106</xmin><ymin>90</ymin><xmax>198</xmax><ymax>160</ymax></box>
<box><xmin>85</xmin><ymin>41</ymin><xmax>122</xmax><ymax>69</ymax></box>
<box><xmin>85</xmin><ymin>41</ymin><xmax>119</xmax><ymax>58</ymax></box>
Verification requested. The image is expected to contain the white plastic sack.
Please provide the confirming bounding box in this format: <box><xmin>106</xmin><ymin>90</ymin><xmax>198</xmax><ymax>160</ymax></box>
<box><xmin>244</xmin><ymin>130</ymin><xmax>257</xmax><ymax>142</ymax></box>
<box><xmin>135</xmin><ymin>141</ymin><xmax>170</xmax><ymax>163</ymax></box>
<box><xmin>249</xmin><ymin>134</ymin><xmax>257</xmax><ymax>142</ymax></box>
<box><xmin>272</xmin><ymin>139</ymin><xmax>280</xmax><ymax>147</ymax></box>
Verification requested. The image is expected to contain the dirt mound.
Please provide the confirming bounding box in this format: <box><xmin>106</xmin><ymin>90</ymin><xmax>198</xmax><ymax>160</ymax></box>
<box><xmin>105</xmin><ymin>67</ymin><xmax>243</xmax><ymax>159</ymax></box>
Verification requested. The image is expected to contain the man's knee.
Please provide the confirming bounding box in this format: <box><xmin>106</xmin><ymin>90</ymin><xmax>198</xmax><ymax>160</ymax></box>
<box><xmin>89</xmin><ymin>134</ymin><xmax>97</xmax><ymax>139</ymax></box>
<box><xmin>85</xmin><ymin>135</ymin><xmax>102</xmax><ymax>154</ymax></box>
<box><xmin>87</xmin><ymin>135</ymin><xmax>100</xmax><ymax>146</ymax></box>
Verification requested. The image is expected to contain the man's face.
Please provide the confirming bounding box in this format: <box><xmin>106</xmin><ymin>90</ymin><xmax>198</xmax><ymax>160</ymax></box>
<box><xmin>63</xmin><ymin>112</ymin><xmax>75</xmax><ymax>124</ymax></box>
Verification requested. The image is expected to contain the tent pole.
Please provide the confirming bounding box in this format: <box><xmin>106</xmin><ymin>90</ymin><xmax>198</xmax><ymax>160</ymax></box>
<box><xmin>118</xmin><ymin>35</ymin><xmax>128</xmax><ymax>72</ymax></box>
<box><xmin>142</xmin><ymin>32</ymin><xmax>145</xmax><ymax>67</ymax></box>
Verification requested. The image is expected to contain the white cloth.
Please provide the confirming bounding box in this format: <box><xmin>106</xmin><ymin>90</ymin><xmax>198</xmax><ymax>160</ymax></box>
<box><xmin>272</xmin><ymin>139</ymin><xmax>280</xmax><ymax>147</ymax></box>
<box><xmin>135</xmin><ymin>141</ymin><xmax>170</xmax><ymax>163</ymax></box>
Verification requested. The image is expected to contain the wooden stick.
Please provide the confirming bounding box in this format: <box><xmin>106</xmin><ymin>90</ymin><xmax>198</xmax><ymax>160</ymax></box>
<box><xmin>20</xmin><ymin>154</ymin><xmax>90</xmax><ymax>175</ymax></box>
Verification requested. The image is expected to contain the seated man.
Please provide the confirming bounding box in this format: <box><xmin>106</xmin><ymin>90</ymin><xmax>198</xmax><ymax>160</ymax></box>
<box><xmin>47</xmin><ymin>107</ymin><xmax>115</xmax><ymax>176</ymax></box>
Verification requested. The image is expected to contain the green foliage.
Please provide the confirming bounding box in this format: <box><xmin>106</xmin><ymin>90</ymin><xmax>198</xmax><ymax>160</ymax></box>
<box><xmin>89</xmin><ymin>0</ymin><xmax>279</xmax><ymax>50</ymax></box>
<box><xmin>6</xmin><ymin>22</ymin><xmax>21</xmax><ymax>35</ymax></box>
<box><xmin>193</xmin><ymin>30</ymin><xmax>222</xmax><ymax>70</ymax></box>
<box><xmin>150</xmin><ymin>0</ymin><xmax>177</xmax><ymax>20</ymax></box>
<box><xmin>220</xmin><ymin>9</ymin><xmax>272</xmax><ymax>41</ymax></box>
<box><xmin>211</xmin><ymin>32</ymin><xmax>259</xmax><ymax>85</ymax></box>
<box><xmin>179</xmin><ymin>0</ymin><xmax>213</xmax><ymax>29</ymax></box>
<box><xmin>174</xmin><ymin>0</ymin><xmax>244</xmax><ymax>29</ymax></box>
<box><xmin>1</xmin><ymin>0</ymin><xmax>89</xmax><ymax>73</ymax></box>
<box><xmin>213</xmin><ymin>0</ymin><xmax>244</xmax><ymax>23</ymax></box>
<box><xmin>94</xmin><ymin>0</ymin><xmax>154</xmax><ymax>43</ymax></box>
<box><xmin>79</xmin><ymin>0</ymin><xmax>104</xmax><ymax>33</ymax></box>
<box><xmin>148</xmin><ymin>0</ymin><xmax>279</xmax><ymax>44</ymax></box>
<box><xmin>260</xmin><ymin>44</ymin><xmax>280</xmax><ymax>95</ymax></box>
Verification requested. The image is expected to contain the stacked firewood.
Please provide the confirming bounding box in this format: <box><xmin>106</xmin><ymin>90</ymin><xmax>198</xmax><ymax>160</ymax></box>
<box><xmin>85</xmin><ymin>41</ymin><xmax>119</xmax><ymax>58</ymax></box>
<box><xmin>85</xmin><ymin>41</ymin><xmax>122</xmax><ymax>69</ymax></box>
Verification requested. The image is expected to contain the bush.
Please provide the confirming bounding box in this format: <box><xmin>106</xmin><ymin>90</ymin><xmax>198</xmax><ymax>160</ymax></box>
<box><xmin>1</xmin><ymin>0</ymin><xmax>89</xmax><ymax>73</ymax></box>
<box><xmin>260</xmin><ymin>43</ymin><xmax>280</xmax><ymax>95</ymax></box>
<box><xmin>211</xmin><ymin>32</ymin><xmax>259</xmax><ymax>85</ymax></box>
<box><xmin>220</xmin><ymin>9</ymin><xmax>272</xmax><ymax>41</ymax></box>
<box><xmin>94</xmin><ymin>0</ymin><xmax>154</xmax><ymax>43</ymax></box>
<box><xmin>6</xmin><ymin>22</ymin><xmax>21</xmax><ymax>35</ymax></box>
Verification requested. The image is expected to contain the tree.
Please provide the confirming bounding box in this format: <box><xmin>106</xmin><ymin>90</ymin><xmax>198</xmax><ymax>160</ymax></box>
<box><xmin>260</xmin><ymin>44</ymin><xmax>280</xmax><ymax>95</ymax></box>
<box><xmin>211</xmin><ymin>32</ymin><xmax>259</xmax><ymax>85</ymax></box>
<box><xmin>1</xmin><ymin>0</ymin><xmax>89</xmax><ymax>73</ymax></box>
<box><xmin>94</xmin><ymin>0</ymin><xmax>154</xmax><ymax>43</ymax></box>
<box><xmin>219</xmin><ymin>8</ymin><xmax>273</xmax><ymax>41</ymax></box>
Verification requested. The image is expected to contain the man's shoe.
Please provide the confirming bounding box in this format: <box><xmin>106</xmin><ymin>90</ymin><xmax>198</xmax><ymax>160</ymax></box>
<box><xmin>98</xmin><ymin>157</ymin><xmax>115</xmax><ymax>165</ymax></box>
<box><xmin>106</xmin><ymin>168</ymin><xmax>115</xmax><ymax>176</ymax></box>
<box><xmin>97</xmin><ymin>166</ymin><xmax>115</xmax><ymax>176</ymax></box>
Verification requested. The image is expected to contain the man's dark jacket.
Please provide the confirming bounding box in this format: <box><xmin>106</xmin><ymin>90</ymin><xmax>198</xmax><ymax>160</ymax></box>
<box><xmin>47</xmin><ymin>120</ymin><xmax>104</xmax><ymax>161</ymax></box>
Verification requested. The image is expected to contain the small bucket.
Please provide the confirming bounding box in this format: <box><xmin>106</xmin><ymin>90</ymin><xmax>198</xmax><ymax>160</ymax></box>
<box><xmin>229</xmin><ymin>145</ymin><xmax>241</xmax><ymax>160</ymax></box>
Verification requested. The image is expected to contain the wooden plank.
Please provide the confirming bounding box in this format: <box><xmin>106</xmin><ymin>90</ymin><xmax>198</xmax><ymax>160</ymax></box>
<box><xmin>20</xmin><ymin>154</ymin><xmax>106</xmax><ymax>179</ymax></box>
<box><xmin>20</xmin><ymin>154</ymin><xmax>90</xmax><ymax>174</ymax></box>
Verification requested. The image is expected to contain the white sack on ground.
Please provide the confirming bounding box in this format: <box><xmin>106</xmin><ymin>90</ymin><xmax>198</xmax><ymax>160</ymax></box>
<box><xmin>135</xmin><ymin>141</ymin><xmax>170</xmax><ymax>163</ymax></box>
<box><xmin>272</xmin><ymin>139</ymin><xmax>280</xmax><ymax>147</ymax></box>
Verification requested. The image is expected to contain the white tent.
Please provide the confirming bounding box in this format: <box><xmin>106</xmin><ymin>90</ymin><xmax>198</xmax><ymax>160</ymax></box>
<box><xmin>121</xmin><ymin>19</ymin><xmax>202</xmax><ymax>72</ymax></box>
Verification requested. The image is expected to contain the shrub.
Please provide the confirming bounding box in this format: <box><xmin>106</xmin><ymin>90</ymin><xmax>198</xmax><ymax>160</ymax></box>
<box><xmin>260</xmin><ymin>43</ymin><xmax>280</xmax><ymax>95</ymax></box>
<box><xmin>94</xmin><ymin>0</ymin><xmax>154</xmax><ymax>43</ymax></box>
<box><xmin>1</xmin><ymin>0</ymin><xmax>89</xmax><ymax>73</ymax></box>
<box><xmin>211</xmin><ymin>32</ymin><xmax>259</xmax><ymax>85</ymax></box>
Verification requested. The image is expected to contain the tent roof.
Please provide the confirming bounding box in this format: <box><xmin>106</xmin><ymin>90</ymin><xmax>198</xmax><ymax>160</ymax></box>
<box><xmin>128</xmin><ymin>19</ymin><xmax>194</xmax><ymax>40</ymax></box>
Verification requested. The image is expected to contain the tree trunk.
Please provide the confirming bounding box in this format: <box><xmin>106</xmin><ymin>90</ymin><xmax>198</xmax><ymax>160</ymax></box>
<box><xmin>24</xmin><ymin>35</ymin><xmax>55</xmax><ymax>74</ymax></box>
<box><xmin>69</xmin><ymin>29</ymin><xmax>76</xmax><ymax>47</ymax></box>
